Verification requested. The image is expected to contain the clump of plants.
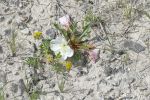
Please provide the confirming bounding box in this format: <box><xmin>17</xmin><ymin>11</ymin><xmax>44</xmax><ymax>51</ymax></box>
<box><xmin>84</xmin><ymin>10</ymin><xmax>102</xmax><ymax>27</ymax></box>
<box><xmin>26</xmin><ymin>15</ymin><xmax>99</xmax><ymax>93</ymax></box>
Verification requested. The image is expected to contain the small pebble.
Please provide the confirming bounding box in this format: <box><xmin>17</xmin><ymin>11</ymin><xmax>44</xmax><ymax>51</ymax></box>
<box><xmin>20</xmin><ymin>28</ymin><xmax>30</xmax><ymax>34</ymax></box>
<box><xmin>0</xmin><ymin>16</ymin><xmax>5</xmax><ymax>22</ymax></box>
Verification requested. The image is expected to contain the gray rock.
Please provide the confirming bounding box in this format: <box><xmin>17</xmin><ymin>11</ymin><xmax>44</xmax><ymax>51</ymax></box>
<box><xmin>20</xmin><ymin>28</ymin><xmax>30</xmax><ymax>34</ymax></box>
<box><xmin>77</xmin><ymin>68</ymin><xmax>88</xmax><ymax>76</ymax></box>
<box><xmin>107</xmin><ymin>97</ymin><xmax>115</xmax><ymax>100</ymax></box>
<box><xmin>45</xmin><ymin>28</ymin><xmax>56</xmax><ymax>39</ymax></box>
<box><xmin>0</xmin><ymin>70</ymin><xmax>7</xmax><ymax>86</ymax></box>
<box><xmin>4</xmin><ymin>7</ymin><xmax>9</xmax><ymax>13</ymax></box>
<box><xmin>87</xmin><ymin>89</ymin><xmax>94</xmax><ymax>95</ymax></box>
<box><xmin>0</xmin><ymin>16</ymin><xmax>5</xmax><ymax>22</ymax></box>
<box><xmin>104</xmin><ymin>66</ymin><xmax>113</xmax><ymax>76</ymax></box>
<box><xmin>4</xmin><ymin>29</ymin><xmax>15</xmax><ymax>36</ymax></box>
<box><xmin>6</xmin><ymin>57</ymin><xmax>14</xmax><ymax>65</ymax></box>
<box><xmin>123</xmin><ymin>40</ymin><xmax>145</xmax><ymax>53</ymax></box>
<box><xmin>54</xmin><ymin>91</ymin><xmax>60</xmax><ymax>96</ymax></box>
<box><xmin>0</xmin><ymin>45</ymin><xmax>3</xmax><ymax>53</ymax></box>
<box><xmin>59</xmin><ymin>95</ymin><xmax>64</xmax><ymax>100</ymax></box>
<box><xmin>18</xmin><ymin>79</ymin><xmax>26</xmax><ymax>96</ymax></box>
<box><xmin>7</xmin><ymin>18</ymin><xmax>12</xmax><ymax>24</ymax></box>
<box><xmin>11</xmin><ymin>83</ymin><xmax>18</xmax><ymax>93</ymax></box>
<box><xmin>126</xmin><ymin>78</ymin><xmax>135</xmax><ymax>84</ymax></box>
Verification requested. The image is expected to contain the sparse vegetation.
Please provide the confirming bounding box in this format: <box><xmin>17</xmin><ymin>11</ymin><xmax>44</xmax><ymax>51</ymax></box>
<box><xmin>84</xmin><ymin>10</ymin><xmax>102</xmax><ymax>27</ymax></box>
<box><xmin>7</xmin><ymin>32</ymin><xmax>17</xmax><ymax>57</ymax></box>
<box><xmin>0</xmin><ymin>0</ymin><xmax>150</xmax><ymax>99</ymax></box>
<box><xmin>25</xmin><ymin>15</ymin><xmax>98</xmax><ymax>93</ymax></box>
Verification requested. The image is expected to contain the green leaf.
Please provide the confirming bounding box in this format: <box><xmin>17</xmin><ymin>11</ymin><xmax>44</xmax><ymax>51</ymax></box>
<box><xmin>40</xmin><ymin>39</ymin><xmax>51</xmax><ymax>55</ymax></box>
<box><xmin>53</xmin><ymin>63</ymin><xmax>65</xmax><ymax>73</ymax></box>
<box><xmin>26</xmin><ymin>56</ymin><xmax>42</xmax><ymax>68</ymax></box>
<box><xmin>79</xmin><ymin>22</ymin><xmax>91</xmax><ymax>39</ymax></box>
<box><xmin>53</xmin><ymin>23</ymin><xmax>68</xmax><ymax>38</ymax></box>
<box><xmin>55</xmin><ymin>52</ymin><xmax>62</xmax><ymax>59</ymax></box>
<box><xmin>71</xmin><ymin>51</ymin><xmax>81</xmax><ymax>63</ymax></box>
<box><xmin>0</xmin><ymin>93</ymin><xmax>4</xmax><ymax>100</ymax></box>
<box><xmin>58</xmin><ymin>79</ymin><xmax>65</xmax><ymax>93</ymax></box>
<box><xmin>30</xmin><ymin>91</ymin><xmax>40</xmax><ymax>100</ymax></box>
<box><xmin>70</xmin><ymin>22</ymin><xmax>78</xmax><ymax>34</ymax></box>
<box><xmin>0</xmin><ymin>88</ymin><xmax>4</xmax><ymax>100</ymax></box>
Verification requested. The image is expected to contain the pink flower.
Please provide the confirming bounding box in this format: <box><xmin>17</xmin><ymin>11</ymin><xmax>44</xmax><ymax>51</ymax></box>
<box><xmin>88</xmin><ymin>49</ymin><xmax>99</xmax><ymax>63</ymax></box>
<box><xmin>59</xmin><ymin>15</ymin><xmax>71</xmax><ymax>30</ymax></box>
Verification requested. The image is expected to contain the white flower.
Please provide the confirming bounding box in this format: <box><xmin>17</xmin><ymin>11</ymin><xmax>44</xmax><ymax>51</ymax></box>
<box><xmin>59</xmin><ymin>15</ymin><xmax>71</xmax><ymax>28</ymax></box>
<box><xmin>50</xmin><ymin>36</ymin><xmax>74</xmax><ymax>61</ymax></box>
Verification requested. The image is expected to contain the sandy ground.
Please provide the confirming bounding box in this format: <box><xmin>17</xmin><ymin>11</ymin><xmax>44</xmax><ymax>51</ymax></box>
<box><xmin>0</xmin><ymin>0</ymin><xmax>150</xmax><ymax>100</ymax></box>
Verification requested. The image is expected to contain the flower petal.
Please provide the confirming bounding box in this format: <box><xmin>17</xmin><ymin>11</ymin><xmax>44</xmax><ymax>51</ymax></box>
<box><xmin>59</xmin><ymin>15</ymin><xmax>70</xmax><ymax>26</ymax></box>
<box><xmin>50</xmin><ymin>43</ymin><xmax>61</xmax><ymax>51</ymax></box>
<box><xmin>65</xmin><ymin>46</ymin><xmax>74</xmax><ymax>57</ymax></box>
<box><xmin>51</xmin><ymin>37</ymin><xmax>62</xmax><ymax>44</ymax></box>
<box><xmin>50</xmin><ymin>36</ymin><xmax>65</xmax><ymax>51</ymax></box>
<box><xmin>88</xmin><ymin>49</ymin><xmax>99</xmax><ymax>63</ymax></box>
<box><xmin>50</xmin><ymin>35</ymin><xmax>73</xmax><ymax>61</ymax></box>
<box><xmin>60</xmin><ymin>54</ymin><xmax>68</xmax><ymax>61</ymax></box>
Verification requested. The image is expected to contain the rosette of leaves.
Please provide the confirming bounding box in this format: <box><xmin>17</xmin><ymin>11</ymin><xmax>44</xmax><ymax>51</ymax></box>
<box><xmin>54</xmin><ymin>19</ymin><xmax>95</xmax><ymax>64</ymax></box>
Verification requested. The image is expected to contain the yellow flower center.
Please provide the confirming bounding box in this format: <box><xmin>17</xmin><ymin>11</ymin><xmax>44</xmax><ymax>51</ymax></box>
<box><xmin>64</xmin><ymin>61</ymin><xmax>72</xmax><ymax>71</ymax></box>
<box><xmin>33</xmin><ymin>32</ymin><xmax>42</xmax><ymax>39</ymax></box>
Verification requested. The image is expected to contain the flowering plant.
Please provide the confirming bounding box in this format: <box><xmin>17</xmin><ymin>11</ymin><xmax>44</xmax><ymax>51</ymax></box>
<box><xmin>26</xmin><ymin>15</ymin><xmax>98</xmax><ymax>74</ymax></box>
<box><xmin>50</xmin><ymin>36</ymin><xmax>74</xmax><ymax>61</ymax></box>
<box><xmin>53</xmin><ymin>15</ymin><xmax>99</xmax><ymax>65</ymax></box>
<box><xmin>25</xmin><ymin>15</ymin><xmax>99</xmax><ymax>93</ymax></box>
